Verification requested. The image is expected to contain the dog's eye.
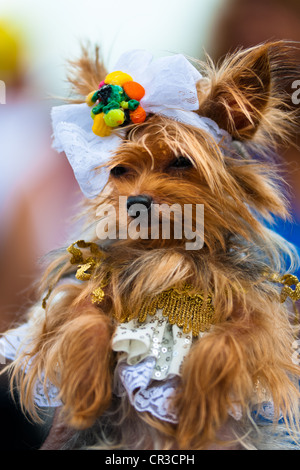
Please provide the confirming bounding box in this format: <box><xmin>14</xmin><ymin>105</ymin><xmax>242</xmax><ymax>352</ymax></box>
<box><xmin>170</xmin><ymin>156</ymin><xmax>193</xmax><ymax>169</ymax></box>
<box><xmin>110</xmin><ymin>165</ymin><xmax>128</xmax><ymax>177</ymax></box>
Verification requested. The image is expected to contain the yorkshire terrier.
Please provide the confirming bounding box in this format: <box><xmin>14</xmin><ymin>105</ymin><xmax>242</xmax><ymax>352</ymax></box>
<box><xmin>1</xmin><ymin>41</ymin><xmax>300</xmax><ymax>450</ymax></box>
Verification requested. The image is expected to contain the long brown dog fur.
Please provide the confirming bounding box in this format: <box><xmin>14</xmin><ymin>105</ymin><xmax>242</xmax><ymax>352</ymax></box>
<box><xmin>4</xmin><ymin>41</ymin><xmax>300</xmax><ymax>449</ymax></box>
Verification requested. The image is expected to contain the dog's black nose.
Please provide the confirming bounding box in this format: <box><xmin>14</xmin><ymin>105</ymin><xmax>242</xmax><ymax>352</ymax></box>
<box><xmin>127</xmin><ymin>195</ymin><xmax>152</xmax><ymax>216</ymax></box>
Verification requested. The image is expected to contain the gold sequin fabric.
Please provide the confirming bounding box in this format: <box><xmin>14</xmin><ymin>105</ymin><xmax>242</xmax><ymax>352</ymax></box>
<box><xmin>119</xmin><ymin>285</ymin><xmax>214</xmax><ymax>337</ymax></box>
<box><xmin>66</xmin><ymin>242</ymin><xmax>215</xmax><ymax>337</ymax></box>
<box><xmin>44</xmin><ymin>239</ymin><xmax>300</xmax><ymax>337</ymax></box>
<box><xmin>67</xmin><ymin>240</ymin><xmax>103</xmax><ymax>281</ymax></box>
<box><xmin>268</xmin><ymin>273</ymin><xmax>300</xmax><ymax>303</ymax></box>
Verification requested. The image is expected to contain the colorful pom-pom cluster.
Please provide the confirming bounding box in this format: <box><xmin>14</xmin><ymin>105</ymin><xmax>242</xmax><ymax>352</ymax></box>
<box><xmin>86</xmin><ymin>71</ymin><xmax>147</xmax><ymax>137</ymax></box>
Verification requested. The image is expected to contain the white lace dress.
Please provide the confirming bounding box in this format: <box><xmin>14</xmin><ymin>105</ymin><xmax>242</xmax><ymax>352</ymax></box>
<box><xmin>112</xmin><ymin>309</ymin><xmax>200</xmax><ymax>423</ymax></box>
<box><xmin>1</xmin><ymin>306</ymin><xmax>294</xmax><ymax>425</ymax></box>
<box><xmin>0</xmin><ymin>308</ymin><xmax>201</xmax><ymax>422</ymax></box>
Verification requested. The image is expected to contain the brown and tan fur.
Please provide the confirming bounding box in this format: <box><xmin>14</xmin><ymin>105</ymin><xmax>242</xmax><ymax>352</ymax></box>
<box><xmin>3</xmin><ymin>41</ymin><xmax>300</xmax><ymax>449</ymax></box>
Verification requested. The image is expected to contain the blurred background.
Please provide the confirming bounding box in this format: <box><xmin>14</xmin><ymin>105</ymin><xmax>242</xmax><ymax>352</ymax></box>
<box><xmin>0</xmin><ymin>0</ymin><xmax>299</xmax><ymax>331</ymax></box>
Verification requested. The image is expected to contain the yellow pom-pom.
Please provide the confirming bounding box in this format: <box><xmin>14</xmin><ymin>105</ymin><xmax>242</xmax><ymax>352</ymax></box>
<box><xmin>104</xmin><ymin>109</ymin><xmax>125</xmax><ymax>127</ymax></box>
<box><xmin>120</xmin><ymin>101</ymin><xmax>129</xmax><ymax>109</ymax></box>
<box><xmin>105</xmin><ymin>71</ymin><xmax>133</xmax><ymax>87</ymax></box>
<box><xmin>86</xmin><ymin>90</ymin><xmax>98</xmax><ymax>107</ymax></box>
<box><xmin>92</xmin><ymin>113</ymin><xmax>112</xmax><ymax>137</ymax></box>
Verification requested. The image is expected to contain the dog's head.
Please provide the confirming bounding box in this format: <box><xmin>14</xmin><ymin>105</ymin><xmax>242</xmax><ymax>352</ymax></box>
<box><xmin>63</xmin><ymin>42</ymin><xmax>298</xmax><ymax>258</ymax></box>
<box><xmin>51</xmin><ymin>42</ymin><xmax>296</xmax><ymax>268</ymax></box>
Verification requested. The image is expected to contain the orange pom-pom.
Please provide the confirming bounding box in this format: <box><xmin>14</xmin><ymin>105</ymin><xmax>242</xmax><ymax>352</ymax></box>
<box><xmin>123</xmin><ymin>81</ymin><xmax>145</xmax><ymax>101</ymax></box>
<box><xmin>130</xmin><ymin>105</ymin><xmax>147</xmax><ymax>124</ymax></box>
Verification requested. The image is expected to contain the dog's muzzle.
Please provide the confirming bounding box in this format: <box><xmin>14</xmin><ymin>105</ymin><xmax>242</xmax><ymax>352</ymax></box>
<box><xmin>127</xmin><ymin>195</ymin><xmax>152</xmax><ymax>218</ymax></box>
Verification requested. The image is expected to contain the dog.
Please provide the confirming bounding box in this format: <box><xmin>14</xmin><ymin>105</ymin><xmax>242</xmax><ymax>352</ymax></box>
<box><xmin>1</xmin><ymin>41</ymin><xmax>300</xmax><ymax>450</ymax></box>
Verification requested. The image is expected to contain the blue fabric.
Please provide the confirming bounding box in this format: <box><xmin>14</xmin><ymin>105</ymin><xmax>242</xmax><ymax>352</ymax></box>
<box><xmin>256</xmin><ymin>210</ymin><xmax>300</xmax><ymax>447</ymax></box>
<box><xmin>267</xmin><ymin>213</ymin><xmax>300</xmax><ymax>278</ymax></box>
<box><xmin>252</xmin><ymin>401</ymin><xmax>300</xmax><ymax>449</ymax></box>
<box><xmin>245</xmin><ymin>149</ymin><xmax>300</xmax><ymax>277</ymax></box>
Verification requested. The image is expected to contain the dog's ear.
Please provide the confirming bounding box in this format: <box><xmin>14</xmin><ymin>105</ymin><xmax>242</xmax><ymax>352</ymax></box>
<box><xmin>197</xmin><ymin>41</ymin><xmax>298</xmax><ymax>142</ymax></box>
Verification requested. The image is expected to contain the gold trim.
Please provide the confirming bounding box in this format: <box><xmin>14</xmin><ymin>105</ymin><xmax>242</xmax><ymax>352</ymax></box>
<box><xmin>42</xmin><ymin>240</ymin><xmax>103</xmax><ymax>309</ymax></box>
<box><xmin>268</xmin><ymin>273</ymin><xmax>300</xmax><ymax>303</ymax></box>
<box><xmin>268</xmin><ymin>272</ymin><xmax>300</xmax><ymax>324</ymax></box>
<box><xmin>67</xmin><ymin>240</ymin><xmax>103</xmax><ymax>281</ymax></box>
<box><xmin>43</xmin><ymin>239</ymin><xmax>300</xmax><ymax>335</ymax></box>
<box><xmin>119</xmin><ymin>285</ymin><xmax>214</xmax><ymax>337</ymax></box>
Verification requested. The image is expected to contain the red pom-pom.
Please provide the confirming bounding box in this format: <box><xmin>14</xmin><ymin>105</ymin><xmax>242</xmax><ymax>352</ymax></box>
<box><xmin>130</xmin><ymin>106</ymin><xmax>147</xmax><ymax>124</ymax></box>
<box><xmin>123</xmin><ymin>81</ymin><xmax>145</xmax><ymax>101</ymax></box>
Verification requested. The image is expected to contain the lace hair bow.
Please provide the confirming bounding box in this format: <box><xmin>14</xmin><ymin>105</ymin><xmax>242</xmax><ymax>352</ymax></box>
<box><xmin>51</xmin><ymin>50</ymin><xmax>231</xmax><ymax>198</ymax></box>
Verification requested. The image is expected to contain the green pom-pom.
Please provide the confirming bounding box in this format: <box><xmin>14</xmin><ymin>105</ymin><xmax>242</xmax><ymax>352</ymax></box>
<box><xmin>103</xmin><ymin>100</ymin><xmax>121</xmax><ymax>114</ymax></box>
<box><xmin>109</xmin><ymin>85</ymin><xmax>124</xmax><ymax>103</ymax></box>
<box><xmin>128</xmin><ymin>99</ymin><xmax>140</xmax><ymax>111</ymax></box>
<box><xmin>92</xmin><ymin>103</ymin><xmax>104</xmax><ymax>115</ymax></box>
<box><xmin>92</xmin><ymin>91</ymin><xmax>99</xmax><ymax>102</ymax></box>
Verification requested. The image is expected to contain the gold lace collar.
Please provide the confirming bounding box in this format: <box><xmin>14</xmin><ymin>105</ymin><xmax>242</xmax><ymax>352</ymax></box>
<box><xmin>42</xmin><ymin>240</ymin><xmax>300</xmax><ymax>337</ymax></box>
